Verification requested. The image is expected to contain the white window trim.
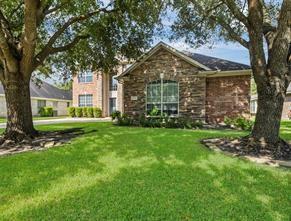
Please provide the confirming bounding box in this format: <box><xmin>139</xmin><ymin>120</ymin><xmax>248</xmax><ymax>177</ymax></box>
<box><xmin>145</xmin><ymin>80</ymin><xmax>179</xmax><ymax>117</ymax></box>
<box><xmin>78</xmin><ymin>94</ymin><xmax>93</xmax><ymax>107</ymax></box>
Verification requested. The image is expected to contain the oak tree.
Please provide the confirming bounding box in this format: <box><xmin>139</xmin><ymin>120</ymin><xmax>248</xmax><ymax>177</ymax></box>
<box><xmin>0</xmin><ymin>0</ymin><xmax>162</xmax><ymax>142</ymax></box>
<box><xmin>172</xmin><ymin>0</ymin><xmax>291</xmax><ymax>150</ymax></box>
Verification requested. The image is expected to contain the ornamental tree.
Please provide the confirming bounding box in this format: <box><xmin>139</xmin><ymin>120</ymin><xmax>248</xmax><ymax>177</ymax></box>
<box><xmin>0</xmin><ymin>0</ymin><xmax>163</xmax><ymax>142</ymax></box>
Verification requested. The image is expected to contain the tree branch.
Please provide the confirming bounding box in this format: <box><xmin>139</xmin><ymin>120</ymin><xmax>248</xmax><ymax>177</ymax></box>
<box><xmin>35</xmin><ymin>35</ymin><xmax>89</xmax><ymax>68</ymax></box>
<box><xmin>0</xmin><ymin>27</ymin><xmax>18</xmax><ymax>72</ymax></box>
<box><xmin>0</xmin><ymin>9</ymin><xmax>13</xmax><ymax>41</ymax></box>
<box><xmin>35</xmin><ymin>3</ymin><xmax>116</xmax><ymax>68</ymax></box>
<box><xmin>222</xmin><ymin>0</ymin><xmax>249</xmax><ymax>27</ymax></box>
<box><xmin>44</xmin><ymin>2</ymin><xmax>69</xmax><ymax>15</ymax></box>
<box><xmin>209</xmin><ymin>15</ymin><xmax>249</xmax><ymax>48</ymax></box>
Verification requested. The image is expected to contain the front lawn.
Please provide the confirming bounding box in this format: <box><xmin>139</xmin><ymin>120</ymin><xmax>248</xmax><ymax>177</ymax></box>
<box><xmin>0</xmin><ymin>123</ymin><xmax>290</xmax><ymax>220</ymax></box>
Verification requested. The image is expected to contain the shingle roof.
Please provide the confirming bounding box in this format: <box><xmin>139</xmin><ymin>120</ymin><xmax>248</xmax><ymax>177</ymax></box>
<box><xmin>118</xmin><ymin>42</ymin><xmax>251</xmax><ymax>79</ymax></box>
<box><xmin>183</xmin><ymin>52</ymin><xmax>250</xmax><ymax>71</ymax></box>
<box><xmin>0</xmin><ymin>80</ymin><xmax>72</xmax><ymax>101</ymax></box>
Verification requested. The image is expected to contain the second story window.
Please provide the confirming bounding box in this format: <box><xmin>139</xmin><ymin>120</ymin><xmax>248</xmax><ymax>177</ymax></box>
<box><xmin>110</xmin><ymin>75</ymin><xmax>118</xmax><ymax>91</ymax></box>
<box><xmin>78</xmin><ymin>71</ymin><xmax>93</xmax><ymax>83</ymax></box>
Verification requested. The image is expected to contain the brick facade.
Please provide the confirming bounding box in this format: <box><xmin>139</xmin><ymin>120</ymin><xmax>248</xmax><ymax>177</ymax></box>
<box><xmin>121</xmin><ymin>48</ymin><xmax>251</xmax><ymax>123</ymax></box>
<box><xmin>122</xmin><ymin>48</ymin><xmax>207</xmax><ymax>119</ymax></box>
<box><xmin>206</xmin><ymin>76</ymin><xmax>251</xmax><ymax>123</ymax></box>
<box><xmin>73</xmin><ymin>70</ymin><xmax>124</xmax><ymax>117</ymax></box>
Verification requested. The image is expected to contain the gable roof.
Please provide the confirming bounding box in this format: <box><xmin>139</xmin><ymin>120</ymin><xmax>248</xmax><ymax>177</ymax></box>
<box><xmin>0</xmin><ymin>80</ymin><xmax>72</xmax><ymax>101</ymax></box>
<box><xmin>118</xmin><ymin>41</ymin><xmax>251</xmax><ymax>79</ymax></box>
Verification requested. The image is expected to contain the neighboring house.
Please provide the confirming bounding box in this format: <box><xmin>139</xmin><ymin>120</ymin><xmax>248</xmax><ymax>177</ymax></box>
<box><xmin>73</xmin><ymin>42</ymin><xmax>251</xmax><ymax>123</ymax></box>
<box><xmin>0</xmin><ymin>80</ymin><xmax>72</xmax><ymax>117</ymax></box>
<box><xmin>251</xmin><ymin>84</ymin><xmax>291</xmax><ymax>119</ymax></box>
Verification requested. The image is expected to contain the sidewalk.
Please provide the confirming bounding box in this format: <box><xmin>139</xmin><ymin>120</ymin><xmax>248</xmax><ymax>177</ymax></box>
<box><xmin>0</xmin><ymin>117</ymin><xmax>112</xmax><ymax>129</ymax></box>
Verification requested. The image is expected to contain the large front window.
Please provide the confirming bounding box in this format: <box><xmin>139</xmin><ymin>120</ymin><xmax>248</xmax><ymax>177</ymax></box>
<box><xmin>79</xmin><ymin>94</ymin><xmax>93</xmax><ymax>107</ymax></box>
<box><xmin>146</xmin><ymin>80</ymin><xmax>179</xmax><ymax>116</ymax></box>
<box><xmin>78</xmin><ymin>71</ymin><xmax>93</xmax><ymax>83</ymax></box>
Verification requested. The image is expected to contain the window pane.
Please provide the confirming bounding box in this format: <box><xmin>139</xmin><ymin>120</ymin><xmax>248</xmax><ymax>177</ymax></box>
<box><xmin>79</xmin><ymin>94</ymin><xmax>93</xmax><ymax>107</ymax></box>
<box><xmin>78</xmin><ymin>71</ymin><xmax>93</xmax><ymax>83</ymax></box>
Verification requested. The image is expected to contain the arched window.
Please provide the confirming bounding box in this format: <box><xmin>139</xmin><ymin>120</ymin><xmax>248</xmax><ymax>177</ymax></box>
<box><xmin>146</xmin><ymin>80</ymin><xmax>179</xmax><ymax>116</ymax></box>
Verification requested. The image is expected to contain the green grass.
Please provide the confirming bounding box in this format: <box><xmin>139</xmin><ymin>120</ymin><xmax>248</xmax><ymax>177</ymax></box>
<box><xmin>0</xmin><ymin>122</ymin><xmax>290</xmax><ymax>221</ymax></box>
<box><xmin>0</xmin><ymin>116</ymin><xmax>68</xmax><ymax>123</ymax></box>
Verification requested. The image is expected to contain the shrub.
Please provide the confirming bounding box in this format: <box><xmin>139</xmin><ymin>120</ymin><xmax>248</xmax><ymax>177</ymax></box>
<box><xmin>75</xmin><ymin>107</ymin><xmax>83</xmax><ymax>117</ymax></box>
<box><xmin>39</xmin><ymin>106</ymin><xmax>53</xmax><ymax>117</ymax></box>
<box><xmin>116</xmin><ymin>114</ymin><xmax>133</xmax><ymax>126</ymax></box>
<box><xmin>87</xmin><ymin>107</ymin><xmax>94</xmax><ymax>118</ymax></box>
<box><xmin>82</xmin><ymin>107</ymin><xmax>88</xmax><ymax>117</ymax></box>
<box><xmin>93</xmin><ymin>107</ymin><xmax>102</xmax><ymax>118</ymax></box>
<box><xmin>111</xmin><ymin>111</ymin><xmax>121</xmax><ymax>120</ymax></box>
<box><xmin>224</xmin><ymin>116</ymin><xmax>253</xmax><ymax>131</ymax></box>
<box><xmin>67</xmin><ymin>107</ymin><xmax>76</xmax><ymax>117</ymax></box>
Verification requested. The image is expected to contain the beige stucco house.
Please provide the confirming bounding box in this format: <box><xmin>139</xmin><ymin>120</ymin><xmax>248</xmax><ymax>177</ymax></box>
<box><xmin>0</xmin><ymin>80</ymin><xmax>72</xmax><ymax>117</ymax></box>
<box><xmin>73</xmin><ymin>42</ymin><xmax>252</xmax><ymax>123</ymax></box>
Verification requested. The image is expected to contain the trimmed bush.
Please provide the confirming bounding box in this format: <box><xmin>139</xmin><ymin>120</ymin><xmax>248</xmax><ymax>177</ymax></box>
<box><xmin>39</xmin><ymin>106</ymin><xmax>53</xmax><ymax>117</ymax></box>
<box><xmin>67</xmin><ymin>107</ymin><xmax>76</xmax><ymax>117</ymax></box>
<box><xmin>83</xmin><ymin>107</ymin><xmax>88</xmax><ymax>117</ymax></box>
<box><xmin>87</xmin><ymin>107</ymin><xmax>94</xmax><ymax>118</ymax></box>
<box><xmin>111</xmin><ymin>111</ymin><xmax>121</xmax><ymax>120</ymax></box>
<box><xmin>224</xmin><ymin>116</ymin><xmax>253</xmax><ymax>131</ymax></box>
<box><xmin>75</xmin><ymin>107</ymin><xmax>83</xmax><ymax>117</ymax></box>
<box><xmin>115</xmin><ymin>114</ymin><xmax>203</xmax><ymax>130</ymax></box>
<box><xmin>93</xmin><ymin>107</ymin><xmax>102</xmax><ymax>118</ymax></box>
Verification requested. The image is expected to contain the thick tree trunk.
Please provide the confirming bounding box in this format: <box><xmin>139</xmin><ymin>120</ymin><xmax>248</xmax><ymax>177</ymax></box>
<box><xmin>251</xmin><ymin>88</ymin><xmax>285</xmax><ymax>145</ymax></box>
<box><xmin>2</xmin><ymin>74</ymin><xmax>37</xmax><ymax>142</ymax></box>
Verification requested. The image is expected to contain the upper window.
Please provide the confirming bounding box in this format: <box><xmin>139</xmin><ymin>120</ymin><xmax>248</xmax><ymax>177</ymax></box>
<box><xmin>79</xmin><ymin>94</ymin><xmax>93</xmax><ymax>107</ymax></box>
<box><xmin>78</xmin><ymin>71</ymin><xmax>93</xmax><ymax>83</ymax></box>
<box><xmin>110</xmin><ymin>75</ymin><xmax>118</xmax><ymax>91</ymax></box>
<box><xmin>146</xmin><ymin>80</ymin><xmax>179</xmax><ymax>116</ymax></box>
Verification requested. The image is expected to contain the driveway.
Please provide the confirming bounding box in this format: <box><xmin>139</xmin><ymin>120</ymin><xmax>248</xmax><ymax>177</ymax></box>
<box><xmin>0</xmin><ymin>117</ymin><xmax>111</xmax><ymax>129</ymax></box>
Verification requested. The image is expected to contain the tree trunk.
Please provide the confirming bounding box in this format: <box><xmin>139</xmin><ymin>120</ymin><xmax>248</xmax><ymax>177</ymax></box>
<box><xmin>251</xmin><ymin>84</ymin><xmax>285</xmax><ymax>146</ymax></box>
<box><xmin>2</xmin><ymin>73</ymin><xmax>37</xmax><ymax>142</ymax></box>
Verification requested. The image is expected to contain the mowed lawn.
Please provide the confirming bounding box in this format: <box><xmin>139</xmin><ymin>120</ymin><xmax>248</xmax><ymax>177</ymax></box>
<box><xmin>0</xmin><ymin>122</ymin><xmax>290</xmax><ymax>221</ymax></box>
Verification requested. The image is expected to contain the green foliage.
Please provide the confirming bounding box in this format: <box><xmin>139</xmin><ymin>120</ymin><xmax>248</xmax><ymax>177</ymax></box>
<box><xmin>224</xmin><ymin>116</ymin><xmax>254</xmax><ymax>131</ymax></box>
<box><xmin>82</xmin><ymin>107</ymin><xmax>88</xmax><ymax>117</ymax></box>
<box><xmin>39</xmin><ymin>107</ymin><xmax>53</xmax><ymax>117</ymax></box>
<box><xmin>115</xmin><ymin>114</ymin><xmax>203</xmax><ymax>129</ymax></box>
<box><xmin>93</xmin><ymin>107</ymin><xmax>102</xmax><ymax>118</ymax></box>
<box><xmin>87</xmin><ymin>107</ymin><xmax>94</xmax><ymax>118</ymax></box>
<box><xmin>67</xmin><ymin>107</ymin><xmax>76</xmax><ymax>117</ymax></box>
<box><xmin>75</xmin><ymin>107</ymin><xmax>83</xmax><ymax>117</ymax></box>
<box><xmin>111</xmin><ymin>111</ymin><xmax>121</xmax><ymax>120</ymax></box>
<box><xmin>149</xmin><ymin>107</ymin><xmax>160</xmax><ymax>117</ymax></box>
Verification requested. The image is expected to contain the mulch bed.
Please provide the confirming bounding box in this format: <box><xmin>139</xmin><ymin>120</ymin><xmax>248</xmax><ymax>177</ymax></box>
<box><xmin>201</xmin><ymin>138</ymin><xmax>291</xmax><ymax>168</ymax></box>
<box><xmin>0</xmin><ymin>128</ymin><xmax>85</xmax><ymax>156</ymax></box>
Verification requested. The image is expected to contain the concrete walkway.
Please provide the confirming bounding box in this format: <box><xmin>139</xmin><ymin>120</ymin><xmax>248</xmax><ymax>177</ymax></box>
<box><xmin>0</xmin><ymin>117</ymin><xmax>111</xmax><ymax>129</ymax></box>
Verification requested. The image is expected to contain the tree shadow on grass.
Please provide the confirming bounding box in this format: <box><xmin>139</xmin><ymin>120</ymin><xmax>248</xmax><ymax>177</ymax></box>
<box><xmin>0</xmin><ymin>123</ymin><xmax>290</xmax><ymax>220</ymax></box>
<box><xmin>2</xmin><ymin>152</ymin><xmax>290</xmax><ymax>221</ymax></box>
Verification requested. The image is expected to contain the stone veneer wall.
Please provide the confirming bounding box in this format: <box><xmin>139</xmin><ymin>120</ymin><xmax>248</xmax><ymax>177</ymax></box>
<box><xmin>206</xmin><ymin>75</ymin><xmax>251</xmax><ymax>123</ymax></box>
<box><xmin>122</xmin><ymin>48</ymin><xmax>206</xmax><ymax>120</ymax></box>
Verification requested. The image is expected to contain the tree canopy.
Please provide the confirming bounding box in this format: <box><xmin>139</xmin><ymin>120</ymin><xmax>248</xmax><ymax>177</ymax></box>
<box><xmin>0</xmin><ymin>0</ymin><xmax>163</xmax><ymax>80</ymax></box>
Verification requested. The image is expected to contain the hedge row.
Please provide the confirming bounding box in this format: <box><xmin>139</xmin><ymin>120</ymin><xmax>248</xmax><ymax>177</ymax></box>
<box><xmin>67</xmin><ymin>107</ymin><xmax>102</xmax><ymax>118</ymax></box>
<box><xmin>39</xmin><ymin>107</ymin><xmax>54</xmax><ymax>117</ymax></box>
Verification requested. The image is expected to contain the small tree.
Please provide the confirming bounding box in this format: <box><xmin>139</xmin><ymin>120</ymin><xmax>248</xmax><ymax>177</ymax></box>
<box><xmin>172</xmin><ymin>0</ymin><xmax>291</xmax><ymax>150</ymax></box>
<box><xmin>0</xmin><ymin>0</ymin><xmax>163</xmax><ymax>142</ymax></box>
